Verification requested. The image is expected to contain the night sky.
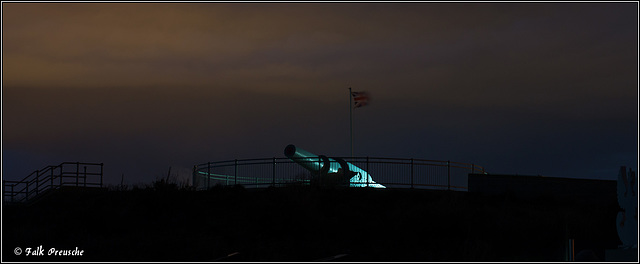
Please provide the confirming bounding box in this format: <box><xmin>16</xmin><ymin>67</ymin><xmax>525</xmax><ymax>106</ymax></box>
<box><xmin>2</xmin><ymin>2</ymin><xmax>638</xmax><ymax>186</ymax></box>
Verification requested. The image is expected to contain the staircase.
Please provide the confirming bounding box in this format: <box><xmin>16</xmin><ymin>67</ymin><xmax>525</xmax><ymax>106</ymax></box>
<box><xmin>3</xmin><ymin>162</ymin><xmax>103</xmax><ymax>204</ymax></box>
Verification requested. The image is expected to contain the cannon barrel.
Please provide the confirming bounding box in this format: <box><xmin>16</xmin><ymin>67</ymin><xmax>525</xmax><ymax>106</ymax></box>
<box><xmin>284</xmin><ymin>144</ymin><xmax>328</xmax><ymax>173</ymax></box>
<box><xmin>284</xmin><ymin>144</ymin><xmax>385</xmax><ymax>188</ymax></box>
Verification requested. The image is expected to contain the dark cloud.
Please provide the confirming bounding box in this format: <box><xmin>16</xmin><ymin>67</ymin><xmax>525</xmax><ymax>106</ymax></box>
<box><xmin>2</xmin><ymin>3</ymin><xmax>637</xmax><ymax>184</ymax></box>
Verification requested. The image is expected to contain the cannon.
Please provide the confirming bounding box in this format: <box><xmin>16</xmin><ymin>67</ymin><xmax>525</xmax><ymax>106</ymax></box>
<box><xmin>284</xmin><ymin>144</ymin><xmax>385</xmax><ymax>188</ymax></box>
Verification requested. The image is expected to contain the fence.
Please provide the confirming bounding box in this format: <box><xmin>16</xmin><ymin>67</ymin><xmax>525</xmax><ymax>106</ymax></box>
<box><xmin>193</xmin><ymin>157</ymin><xmax>485</xmax><ymax>191</ymax></box>
<box><xmin>3</xmin><ymin>162</ymin><xmax>104</xmax><ymax>203</ymax></box>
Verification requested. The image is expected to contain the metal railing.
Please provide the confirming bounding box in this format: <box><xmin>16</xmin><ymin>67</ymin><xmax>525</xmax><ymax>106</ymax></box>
<box><xmin>3</xmin><ymin>162</ymin><xmax>104</xmax><ymax>203</ymax></box>
<box><xmin>193</xmin><ymin>157</ymin><xmax>485</xmax><ymax>191</ymax></box>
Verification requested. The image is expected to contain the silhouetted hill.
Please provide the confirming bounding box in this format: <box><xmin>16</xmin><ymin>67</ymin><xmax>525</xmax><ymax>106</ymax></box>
<box><xmin>3</xmin><ymin>186</ymin><xmax>620</xmax><ymax>261</ymax></box>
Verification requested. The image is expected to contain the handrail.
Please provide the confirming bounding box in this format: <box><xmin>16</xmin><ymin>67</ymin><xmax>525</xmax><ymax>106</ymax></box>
<box><xmin>3</xmin><ymin>162</ymin><xmax>104</xmax><ymax>203</ymax></box>
<box><xmin>194</xmin><ymin>156</ymin><xmax>485</xmax><ymax>191</ymax></box>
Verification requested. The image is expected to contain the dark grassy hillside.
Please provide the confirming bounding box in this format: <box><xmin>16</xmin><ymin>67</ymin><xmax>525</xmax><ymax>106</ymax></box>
<box><xmin>3</xmin><ymin>185</ymin><xmax>620</xmax><ymax>262</ymax></box>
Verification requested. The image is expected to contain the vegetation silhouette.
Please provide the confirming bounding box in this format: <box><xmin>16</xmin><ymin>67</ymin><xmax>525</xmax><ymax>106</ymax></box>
<box><xmin>3</xmin><ymin>183</ymin><xmax>619</xmax><ymax>261</ymax></box>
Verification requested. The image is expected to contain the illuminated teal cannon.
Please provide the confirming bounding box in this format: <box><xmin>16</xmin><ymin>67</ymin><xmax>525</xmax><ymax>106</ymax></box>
<box><xmin>284</xmin><ymin>144</ymin><xmax>385</xmax><ymax>188</ymax></box>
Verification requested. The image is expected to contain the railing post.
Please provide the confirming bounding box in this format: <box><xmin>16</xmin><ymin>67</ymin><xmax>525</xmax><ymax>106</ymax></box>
<box><xmin>51</xmin><ymin>169</ymin><xmax>54</xmax><ymax>187</ymax></box>
<box><xmin>318</xmin><ymin>156</ymin><xmax>322</xmax><ymax>186</ymax></box>
<box><xmin>447</xmin><ymin>160</ymin><xmax>451</xmax><ymax>191</ymax></box>
<box><xmin>207</xmin><ymin>162</ymin><xmax>211</xmax><ymax>189</ymax></box>
<box><xmin>11</xmin><ymin>184</ymin><xmax>15</xmax><ymax>203</ymax></box>
<box><xmin>76</xmin><ymin>162</ymin><xmax>80</xmax><ymax>187</ymax></box>
<box><xmin>36</xmin><ymin>170</ymin><xmax>40</xmax><ymax>196</ymax></box>
<box><xmin>272</xmin><ymin>157</ymin><xmax>276</xmax><ymax>187</ymax></box>
<box><xmin>192</xmin><ymin>165</ymin><xmax>196</xmax><ymax>189</ymax></box>
<box><xmin>410</xmin><ymin>159</ymin><xmax>414</xmax><ymax>189</ymax></box>
<box><xmin>100</xmin><ymin>163</ymin><xmax>104</xmax><ymax>188</ymax></box>
<box><xmin>83</xmin><ymin>166</ymin><xmax>87</xmax><ymax>187</ymax></box>
<box><xmin>60</xmin><ymin>166</ymin><xmax>63</xmax><ymax>187</ymax></box>
<box><xmin>234</xmin><ymin>159</ymin><xmax>238</xmax><ymax>185</ymax></box>
<box><xmin>366</xmin><ymin>156</ymin><xmax>370</xmax><ymax>188</ymax></box>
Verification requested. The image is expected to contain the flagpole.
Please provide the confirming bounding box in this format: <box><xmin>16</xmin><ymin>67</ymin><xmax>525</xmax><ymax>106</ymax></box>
<box><xmin>349</xmin><ymin>87</ymin><xmax>353</xmax><ymax>158</ymax></box>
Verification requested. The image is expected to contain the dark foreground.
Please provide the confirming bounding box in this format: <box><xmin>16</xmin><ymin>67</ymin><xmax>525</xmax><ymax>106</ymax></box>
<box><xmin>3</xmin><ymin>185</ymin><xmax>620</xmax><ymax>262</ymax></box>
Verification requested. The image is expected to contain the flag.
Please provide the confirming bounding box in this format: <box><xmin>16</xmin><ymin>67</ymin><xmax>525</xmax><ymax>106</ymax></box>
<box><xmin>351</xmin><ymin>91</ymin><xmax>370</xmax><ymax>108</ymax></box>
